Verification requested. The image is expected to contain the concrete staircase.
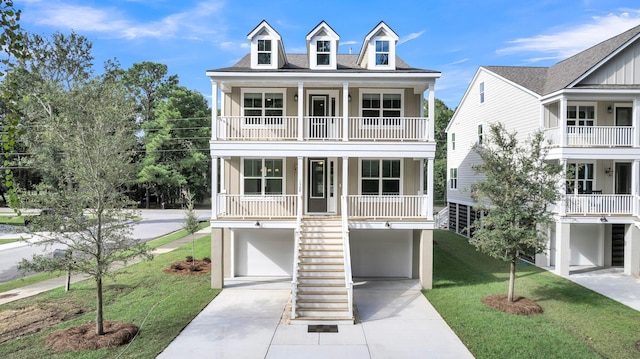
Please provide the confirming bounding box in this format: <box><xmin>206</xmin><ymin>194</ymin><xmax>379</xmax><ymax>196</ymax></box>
<box><xmin>292</xmin><ymin>216</ymin><xmax>353</xmax><ymax>324</ymax></box>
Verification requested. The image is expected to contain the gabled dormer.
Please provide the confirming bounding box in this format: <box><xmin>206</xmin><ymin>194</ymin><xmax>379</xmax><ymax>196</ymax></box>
<box><xmin>247</xmin><ymin>20</ymin><xmax>287</xmax><ymax>70</ymax></box>
<box><xmin>357</xmin><ymin>21</ymin><xmax>399</xmax><ymax>70</ymax></box>
<box><xmin>306</xmin><ymin>21</ymin><xmax>340</xmax><ymax>70</ymax></box>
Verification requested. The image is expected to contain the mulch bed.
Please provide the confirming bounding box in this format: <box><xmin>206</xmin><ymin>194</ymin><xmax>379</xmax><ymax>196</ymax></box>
<box><xmin>482</xmin><ymin>294</ymin><xmax>543</xmax><ymax>316</ymax></box>
<box><xmin>163</xmin><ymin>259</ymin><xmax>211</xmax><ymax>275</ymax></box>
<box><xmin>46</xmin><ymin>321</ymin><xmax>138</xmax><ymax>352</ymax></box>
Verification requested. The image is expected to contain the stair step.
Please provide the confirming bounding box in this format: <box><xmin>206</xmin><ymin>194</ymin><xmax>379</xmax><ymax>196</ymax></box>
<box><xmin>299</xmin><ymin>268</ymin><xmax>345</xmax><ymax>272</ymax></box>
<box><xmin>299</xmin><ymin>255</ymin><xmax>344</xmax><ymax>258</ymax></box>
<box><xmin>298</xmin><ymin>262</ymin><xmax>344</xmax><ymax>266</ymax></box>
<box><xmin>297</xmin><ymin>291</ymin><xmax>347</xmax><ymax>296</ymax></box>
<box><xmin>298</xmin><ymin>283</ymin><xmax>345</xmax><ymax>288</ymax></box>
<box><xmin>297</xmin><ymin>299</ymin><xmax>348</xmax><ymax>304</ymax></box>
<box><xmin>299</xmin><ymin>276</ymin><xmax>344</xmax><ymax>280</ymax></box>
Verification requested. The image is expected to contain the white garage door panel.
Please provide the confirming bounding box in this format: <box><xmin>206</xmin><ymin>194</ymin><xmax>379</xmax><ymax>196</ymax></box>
<box><xmin>234</xmin><ymin>229</ymin><xmax>294</xmax><ymax>277</ymax></box>
<box><xmin>350</xmin><ymin>230</ymin><xmax>412</xmax><ymax>278</ymax></box>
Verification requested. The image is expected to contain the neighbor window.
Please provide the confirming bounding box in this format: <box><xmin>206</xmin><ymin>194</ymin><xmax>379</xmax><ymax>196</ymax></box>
<box><xmin>243</xmin><ymin>91</ymin><xmax>284</xmax><ymax>125</ymax></box>
<box><xmin>375</xmin><ymin>40</ymin><xmax>389</xmax><ymax>65</ymax></box>
<box><xmin>478</xmin><ymin>124</ymin><xmax>483</xmax><ymax>144</ymax></box>
<box><xmin>361</xmin><ymin>159</ymin><xmax>401</xmax><ymax>195</ymax></box>
<box><xmin>316</xmin><ymin>40</ymin><xmax>330</xmax><ymax>66</ymax></box>
<box><xmin>480</xmin><ymin>82</ymin><xmax>485</xmax><ymax>103</ymax></box>
<box><xmin>243</xmin><ymin>158</ymin><xmax>283</xmax><ymax>195</ymax></box>
<box><xmin>361</xmin><ymin>92</ymin><xmax>402</xmax><ymax>125</ymax></box>
<box><xmin>257</xmin><ymin>39</ymin><xmax>272</xmax><ymax>65</ymax></box>
<box><xmin>567</xmin><ymin>104</ymin><xmax>595</xmax><ymax>126</ymax></box>
<box><xmin>451</xmin><ymin>133</ymin><xmax>456</xmax><ymax>151</ymax></box>
<box><xmin>450</xmin><ymin>168</ymin><xmax>457</xmax><ymax>189</ymax></box>
<box><xmin>566</xmin><ymin>163</ymin><xmax>594</xmax><ymax>194</ymax></box>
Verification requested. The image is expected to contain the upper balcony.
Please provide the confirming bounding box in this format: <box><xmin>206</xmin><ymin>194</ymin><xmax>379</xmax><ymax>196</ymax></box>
<box><xmin>544</xmin><ymin>126</ymin><xmax>635</xmax><ymax>148</ymax></box>
<box><xmin>215</xmin><ymin>116</ymin><xmax>430</xmax><ymax>142</ymax></box>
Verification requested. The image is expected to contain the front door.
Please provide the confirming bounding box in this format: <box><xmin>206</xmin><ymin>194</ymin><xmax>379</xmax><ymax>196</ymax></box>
<box><xmin>615</xmin><ymin>162</ymin><xmax>631</xmax><ymax>194</ymax></box>
<box><xmin>308</xmin><ymin>158</ymin><xmax>327</xmax><ymax>213</ymax></box>
<box><xmin>309</xmin><ymin>95</ymin><xmax>328</xmax><ymax>139</ymax></box>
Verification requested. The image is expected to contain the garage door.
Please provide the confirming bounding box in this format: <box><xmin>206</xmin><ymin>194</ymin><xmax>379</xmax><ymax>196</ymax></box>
<box><xmin>233</xmin><ymin>229</ymin><xmax>294</xmax><ymax>277</ymax></box>
<box><xmin>349</xmin><ymin>229</ymin><xmax>412</xmax><ymax>278</ymax></box>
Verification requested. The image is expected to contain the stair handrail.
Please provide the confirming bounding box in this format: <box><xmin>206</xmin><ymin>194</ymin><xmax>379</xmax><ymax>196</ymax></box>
<box><xmin>435</xmin><ymin>207</ymin><xmax>449</xmax><ymax>229</ymax></box>
<box><xmin>291</xmin><ymin>197</ymin><xmax>303</xmax><ymax>319</ymax></box>
<box><xmin>341</xmin><ymin>195</ymin><xmax>354</xmax><ymax>319</ymax></box>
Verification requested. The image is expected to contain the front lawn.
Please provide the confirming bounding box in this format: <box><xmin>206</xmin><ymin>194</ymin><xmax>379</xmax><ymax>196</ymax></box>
<box><xmin>425</xmin><ymin>230</ymin><xmax>640</xmax><ymax>359</ymax></box>
<box><xmin>0</xmin><ymin>234</ymin><xmax>219</xmax><ymax>358</ymax></box>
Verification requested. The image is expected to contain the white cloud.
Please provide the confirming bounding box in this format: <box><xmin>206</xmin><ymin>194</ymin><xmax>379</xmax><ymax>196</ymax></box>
<box><xmin>497</xmin><ymin>10</ymin><xmax>640</xmax><ymax>61</ymax></box>
<box><xmin>398</xmin><ymin>30</ymin><xmax>425</xmax><ymax>46</ymax></box>
<box><xmin>338</xmin><ymin>40</ymin><xmax>359</xmax><ymax>47</ymax></box>
<box><xmin>21</xmin><ymin>1</ymin><xmax>225</xmax><ymax>40</ymax></box>
<box><xmin>447</xmin><ymin>58</ymin><xmax>469</xmax><ymax>65</ymax></box>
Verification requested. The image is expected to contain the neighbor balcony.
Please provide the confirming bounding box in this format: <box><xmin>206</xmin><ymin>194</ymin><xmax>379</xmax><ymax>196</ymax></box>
<box><xmin>559</xmin><ymin>193</ymin><xmax>636</xmax><ymax>216</ymax></box>
<box><xmin>544</xmin><ymin>126</ymin><xmax>635</xmax><ymax>147</ymax></box>
<box><xmin>215</xmin><ymin>116</ymin><xmax>430</xmax><ymax>142</ymax></box>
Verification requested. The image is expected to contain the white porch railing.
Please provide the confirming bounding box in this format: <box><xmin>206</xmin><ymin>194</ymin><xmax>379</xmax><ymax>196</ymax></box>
<box><xmin>346</xmin><ymin>195</ymin><xmax>427</xmax><ymax>219</ymax></box>
<box><xmin>215</xmin><ymin>116</ymin><xmax>430</xmax><ymax>141</ymax></box>
<box><xmin>565</xmin><ymin>194</ymin><xmax>634</xmax><ymax>215</ymax></box>
<box><xmin>544</xmin><ymin>126</ymin><xmax>634</xmax><ymax>147</ymax></box>
<box><xmin>217</xmin><ymin>194</ymin><xmax>297</xmax><ymax>218</ymax></box>
<box><xmin>348</xmin><ymin>117</ymin><xmax>428</xmax><ymax>141</ymax></box>
<box><xmin>217</xmin><ymin>116</ymin><xmax>299</xmax><ymax>140</ymax></box>
<box><xmin>341</xmin><ymin>195</ymin><xmax>354</xmax><ymax>319</ymax></box>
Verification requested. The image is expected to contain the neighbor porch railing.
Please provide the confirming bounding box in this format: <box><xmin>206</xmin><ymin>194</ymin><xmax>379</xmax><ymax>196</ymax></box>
<box><xmin>544</xmin><ymin>126</ymin><xmax>634</xmax><ymax>147</ymax></box>
<box><xmin>346</xmin><ymin>195</ymin><xmax>427</xmax><ymax>219</ymax></box>
<box><xmin>565</xmin><ymin>194</ymin><xmax>634</xmax><ymax>215</ymax></box>
<box><xmin>216</xmin><ymin>116</ymin><xmax>430</xmax><ymax>141</ymax></box>
<box><xmin>217</xmin><ymin>194</ymin><xmax>297</xmax><ymax>218</ymax></box>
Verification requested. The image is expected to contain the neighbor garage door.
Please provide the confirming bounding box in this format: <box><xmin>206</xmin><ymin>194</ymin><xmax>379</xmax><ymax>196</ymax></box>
<box><xmin>233</xmin><ymin>229</ymin><xmax>294</xmax><ymax>277</ymax></box>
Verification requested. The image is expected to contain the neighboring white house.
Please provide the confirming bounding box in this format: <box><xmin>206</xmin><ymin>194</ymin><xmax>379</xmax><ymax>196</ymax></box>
<box><xmin>447</xmin><ymin>24</ymin><xmax>640</xmax><ymax>278</ymax></box>
<box><xmin>207</xmin><ymin>20</ymin><xmax>440</xmax><ymax>322</ymax></box>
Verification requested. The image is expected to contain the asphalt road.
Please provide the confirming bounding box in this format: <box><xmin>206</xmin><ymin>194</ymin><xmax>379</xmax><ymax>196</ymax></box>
<box><xmin>0</xmin><ymin>209</ymin><xmax>211</xmax><ymax>284</ymax></box>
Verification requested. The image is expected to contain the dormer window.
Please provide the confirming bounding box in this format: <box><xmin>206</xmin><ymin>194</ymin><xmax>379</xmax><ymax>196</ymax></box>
<box><xmin>375</xmin><ymin>40</ymin><xmax>389</xmax><ymax>65</ymax></box>
<box><xmin>257</xmin><ymin>40</ymin><xmax>272</xmax><ymax>65</ymax></box>
<box><xmin>317</xmin><ymin>41</ymin><xmax>331</xmax><ymax>65</ymax></box>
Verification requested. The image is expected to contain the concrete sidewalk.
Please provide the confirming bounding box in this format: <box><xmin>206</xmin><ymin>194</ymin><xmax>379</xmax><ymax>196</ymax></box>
<box><xmin>0</xmin><ymin>227</ymin><xmax>211</xmax><ymax>306</ymax></box>
<box><xmin>158</xmin><ymin>279</ymin><xmax>474</xmax><ymax>359</ymax></box>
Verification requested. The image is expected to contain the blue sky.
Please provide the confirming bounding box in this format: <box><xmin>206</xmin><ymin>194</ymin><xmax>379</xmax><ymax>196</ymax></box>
<box><xmin>13</xmin><ymin>0</ymin><xmax>640</xmax><ymax>109</ymax></box>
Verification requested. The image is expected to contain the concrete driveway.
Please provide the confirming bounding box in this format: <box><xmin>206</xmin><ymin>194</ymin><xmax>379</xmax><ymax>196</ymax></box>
<box><xmin>157</xmin><ymin>278</ymin><xmax>473</xmax><ymax>359</ymax></box>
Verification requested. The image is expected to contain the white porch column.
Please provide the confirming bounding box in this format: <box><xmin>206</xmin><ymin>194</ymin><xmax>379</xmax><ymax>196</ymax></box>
<box><xmin>419</xmin><ymin>229</ymin><xmax>433</xmax><ymax>289</ymax></box>
<box><xmin>297</xmin><ymin>156</ymin><xmax>303</xmax><ymax>219</ymax></box>
<box><xmin>559</xmin><ymin>97</ymin><xmax>567</xmax><ymax>147</ymax></box>
<box><xmin>626</xmin><ymin>224</ymin><xmax>640</xmax><ymax>276</ymax></box>
<box><xmin>211</xmin><ymin>81</ymin><xmax>218</xmax><ymax>140</ymax></box>
<box><xmin>212</xmin><ymin>155</ymin><xmax>218</xmax><ymax>220</ymax></box>
<box><xmin>426</xmin><ymin>158</ymin><xmax>434</xmax><ymax>219</ymax></box>
<box><xmin>633</xmin><ymin>98</ymin><xmax>640</xmax><ymax>147</ymax></box>
<box><xmin>342</xmin><ymin>156</ymin><xmax>349</xmax><ymax>203</ymax></box>
<box><xmin>427</xmin><ymin>83</ymin><xmax>435</xmax><ymax>141</ymax></box>
<box><xmin>342</xmin><ymin>82</ymin><xmax>349</xmax><ymax>141</ymax></box>
<box><xmin>559</xmin><ymin>159</ymin><xmax>567</xmax><ymax>216</ymax></box>
<box><xmin>633</xmin><ymin>160</ymin><xmax>639</xmax><ymax>217</ymax></box>
<box><xmin>297</xmin><ymin>82</ymin><xmax>304</xmax><ymax>141</ymax></box>
<box><xmin>555</xmin><ymin>221</ymin><xmax>571</xmax><ymax>276</ymax></box>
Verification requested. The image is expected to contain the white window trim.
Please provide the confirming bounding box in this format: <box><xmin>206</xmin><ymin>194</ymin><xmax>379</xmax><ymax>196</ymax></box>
<box><xmin>240</xmin><ymin>157</ymin><xmax>287</xmax><ymax>197</ymax></box>
<box><xmin>241</xmin><ymin>88</ymin><xmax>287</xmax><ymax>128</ymax></box>
<box><xmin>368</xmin><ymin>36</ymin><xmax>396</xmax><ymax>69</ymax></box>
<box><xmin>566</xmin><ymin>161</ymin><xmax>596</xmax><ymax>194</ymax></box>
<box><xmin>479</xmin><ymin>82</ymin><xmax>485</xmax><ymax>104</ymax></box>
<box><xmin>449</xmin><ymin>167</ymin><xmax>458</xmax><ymax>190</ymax></box>
<box><xmin>359</xmin><ymin>89</ymin><xmax>404</xmax><ymax>128</ymax></box>
<box><xmin>566</xmin><ymin>101</ymin><xmax>597</xmax><ymax>126</ymax></box>
<box><xmin>310</xmin><ymin>36</ymin><xmax>336</xmax><ymax>70</ymax></box>
<box><xmin>358</xmin><ymin>158</ymin><xmax>403</xmax><ymax>196</ymax></box>
<box><xmin>477</xmin><ymin>123</ymin><xmax>484</xmax><ymax>145</ymax></box>
<box><xmin>251</xmin><ymin>35</ymin><xmax>277</xmax><ymax>69</ymax></box>
<box><xmin>451</xmin><ymin>133</ymin><xmax>456</xmax><ymax>151</ymax></box>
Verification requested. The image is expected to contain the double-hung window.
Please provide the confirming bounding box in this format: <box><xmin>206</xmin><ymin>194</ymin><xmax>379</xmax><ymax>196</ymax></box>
<box><xmin>450</xmin><ymin>168</ymin><xmax>457</xmax><ymax>189</ymax></box>
<box><xmin>451</xmin><ymin>133</ymin><xmax>456</xmax><ymax>150</ymax></box>
<box><xmin>243</xmin><ymin>158</ymin><xmax>283</xmax><ymax>195</ymax></box>
<box><xmin>478</xmin><ymin>124</ymin><xmax>483</xmax><ymax>144</ymax></box>
<box><xmin>316</xmin><ymin>40</ymin><xmax>330</xmax><ymax>66</ymax></box>
<box><xmin>243</xmin><ymin>90</ymin><xmax>284</xmax><ymax>126</ymax></box>
<box><xmin>361</xmin><ymin>159</ymin><xmax>401</xmax><ymax>195</ymax></box>
<box><xmin>479</xmin><ymin>82</ymin><xmax>485</xmax><ymax>103</ymax></box>
<box><xmin>375</xmin><ymin>40</ymin><xmax>389</xmax><ymax>65</ymax></box>
<box><xmin>361</xmin><ymin>91</ymin><xmax>402</xmax><ymax>126</ymax></box>
<box><xmin>257</xmin><ymin>39</ymin><xmax>272</xmax><ymax>65</ymax></box>
<box><xmin>566</xmin><ymin>163</ymin><xmax>593</xmax><ymax>194</ymax></box>
<box><xmin>567</xmin><ymin>104</ymin><xmax>595</xmax><ymax>126</ymax></box>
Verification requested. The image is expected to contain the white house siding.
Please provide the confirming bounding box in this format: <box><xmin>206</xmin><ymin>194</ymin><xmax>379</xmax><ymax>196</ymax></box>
<box><xmin>446</xmin><ymin>69</ymin><xmax>540</xmax><ymax>235</ymax></box>
<box><xmin>582</xmin><ymin>40</ymin><xmax>640</xmax><ymax>85</ymax></box>
<box><xmin>349</xmin><ymin>229</ymin><xmax>413</xmax><ymax>278</ymax></box>
<box><xmin>232</xmin><ymin>229</ymin><xmax>294</xmax><ymax>277</ymax></box>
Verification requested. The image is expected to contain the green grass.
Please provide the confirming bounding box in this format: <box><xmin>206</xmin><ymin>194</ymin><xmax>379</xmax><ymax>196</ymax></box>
<box><xmin>0</xmin><ymin>234</ymin><xmax>219</xmax><ymax>358</ymax></box>
<box><xmin>145</xmin><ymin>221</ymin><xmax>209</xmax><ymax>249</ymax></box>
<box><xmin>0</xmin><ymin>238</ymin><xmax>20</xmax><ymax>245</ymax></box>
<box><xmin>425</xmin><ymin>230</ymin><xmax>640</xmax><ymax>359</ymax></box>
<box><xmin>0</xmin><ymin>215</ymin><xmax>26</xmax><ymax>225</ymax></box>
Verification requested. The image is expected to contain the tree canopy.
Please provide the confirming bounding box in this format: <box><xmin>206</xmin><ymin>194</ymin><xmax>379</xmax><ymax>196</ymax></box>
<box><xmin>469</xmin><ymin>122</ymin><xmax>562</xmax><ymax>302</ymax></box>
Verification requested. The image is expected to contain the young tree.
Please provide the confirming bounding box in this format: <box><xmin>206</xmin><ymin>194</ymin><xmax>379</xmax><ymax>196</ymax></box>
<box><xmin>469</xmin><ymin>123</ymin><xmax>562</xmax><ymax>302</ymax></box>
<box><xmin>18</xmin><ymin>74</ymin><xmax>150</xmax><ymax>336</ymax></box>
<box><xmin>182</xmin><ymin>188</ymin><xmax>200</xmax><ymax>267</ymax></box>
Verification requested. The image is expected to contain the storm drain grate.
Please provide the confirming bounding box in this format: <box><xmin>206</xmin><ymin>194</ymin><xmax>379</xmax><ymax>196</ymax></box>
<box><xmin>308</xmin><ymin>325</ymin><xmax>338</xmax><ymax>333</ymax></box>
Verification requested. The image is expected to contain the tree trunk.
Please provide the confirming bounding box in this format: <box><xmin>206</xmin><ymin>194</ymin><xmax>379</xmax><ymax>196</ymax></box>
<box><xmin>508</xmin><ymin>258</ymin><xmax>516</xmax><ymax>302</ymax></box>
<box><xmin>145</xmin><ymin>186</ymin><xmax>150</xmax><ymax>209</ymax></box>
<box><xmin>96</xmin><ymin>276</ymin><xmax>104</xmax><ymax>335</ymax></box>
